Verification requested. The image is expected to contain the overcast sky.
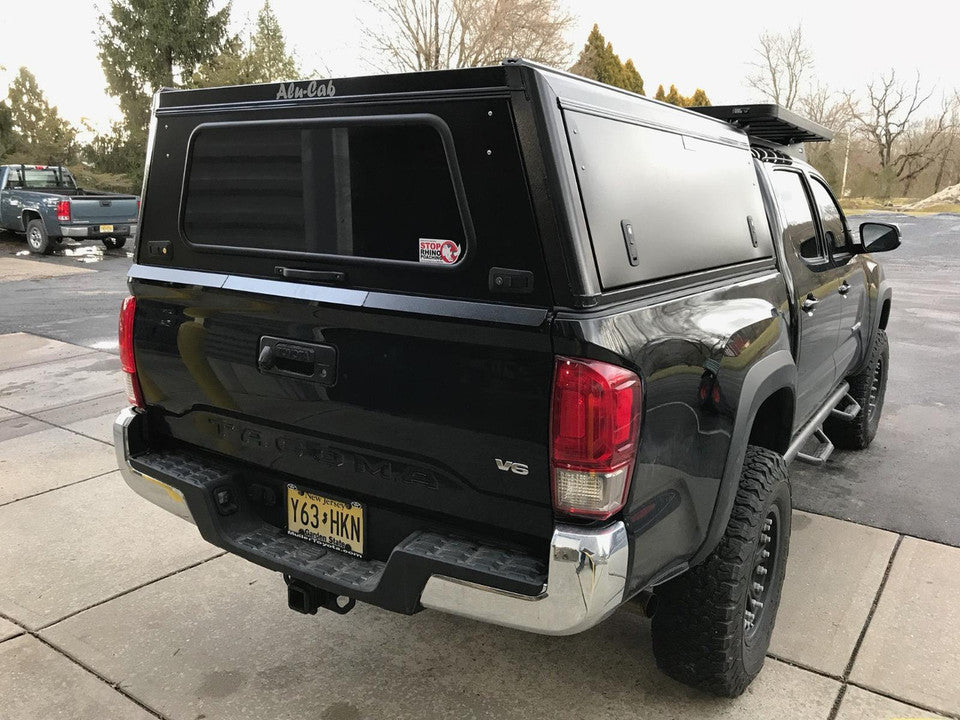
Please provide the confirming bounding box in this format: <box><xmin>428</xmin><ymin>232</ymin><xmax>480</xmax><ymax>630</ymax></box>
<box><xmin>0</xmin><ymin>0</ymin><xmax>956</xmax><ymax>136</ymax></box>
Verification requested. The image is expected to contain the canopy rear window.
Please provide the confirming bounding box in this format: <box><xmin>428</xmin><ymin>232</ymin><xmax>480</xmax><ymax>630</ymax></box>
<box><xmin>180</xmin><ymin>116</ymin><xmax>471</xmax><ymax>266</ymax></box>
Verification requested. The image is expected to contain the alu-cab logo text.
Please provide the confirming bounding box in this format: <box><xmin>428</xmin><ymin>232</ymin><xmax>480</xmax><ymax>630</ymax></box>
<box><xmin>275</xmin><ymin>80</ymin><xmax>336</xmax><ymax>100</ymax></box>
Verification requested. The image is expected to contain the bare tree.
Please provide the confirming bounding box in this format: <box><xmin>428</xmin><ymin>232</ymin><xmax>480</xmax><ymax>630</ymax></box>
<box><xmin>746</xmin><ymin>24</ymin><xmax>813</xmax><ymax>109</ymax></box>
<box><xmin>931</xmin><ymin>93</ymin><xmax>960</xmax><ymax>193</ymax></box>
<box><xmin>363</xmin><ymin>0</ymin><xmax>573</xmax><ymax>72</ymax></box>
<box><xmin>799</xmin><ymin>83</ymin><xmax>852</xmax><ymax>133</ymax></box>
<box><xmin>845</xmin><ymin>70</ymin><xmax>958</xmax><ymax>196</ymax></box>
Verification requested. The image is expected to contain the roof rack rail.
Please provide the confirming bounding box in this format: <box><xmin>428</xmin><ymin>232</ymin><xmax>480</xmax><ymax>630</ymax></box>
<box><xmin>690</xmin><ymin>104</ymin><xmax>833</xmax><ymax>145</ymax></box>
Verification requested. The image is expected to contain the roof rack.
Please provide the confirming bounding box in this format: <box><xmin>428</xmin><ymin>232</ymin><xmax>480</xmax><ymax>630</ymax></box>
<box><xmin>690</xmin><ymin>104</ymin><xmax>833</xmax><ymax>145</ymax></box>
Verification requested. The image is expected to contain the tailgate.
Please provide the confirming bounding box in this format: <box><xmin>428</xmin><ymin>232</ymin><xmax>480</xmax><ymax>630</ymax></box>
<box><xmin>132</xmin><ymin>278</ymin><xmax>555</xmax><ymax>551</ymax></box>
<box><xmin>131</xmin><ymin>85</ymin><xmax>561</xmax><ymax>556</ymax></box>
<box><xmin>70</xmin><ymin>196</ymin><xmax>138</xmax><ymax>223</ymax></box>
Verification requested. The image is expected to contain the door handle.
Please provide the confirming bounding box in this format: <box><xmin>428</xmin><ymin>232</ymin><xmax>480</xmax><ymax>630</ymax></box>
<box><xmin>838</xmin><ymin>281</ymin><xmax>850</xmax><ymax>296</ymax></box>
<box><xmin>801</xmin><ymin>295</ymin><xmax>819</xmax><ymax>313</ymax></box>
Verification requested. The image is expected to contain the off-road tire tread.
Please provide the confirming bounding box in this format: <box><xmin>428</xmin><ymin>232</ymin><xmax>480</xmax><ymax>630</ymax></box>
<box><xmin>825</xmin><ymin>329</ymin><xmax>888</xmax><ymax>450</ymax></box>
<box><xmin>651</xmin><ymin>446</ymin><xmax>790</xmax><ymax>697</ymax></box>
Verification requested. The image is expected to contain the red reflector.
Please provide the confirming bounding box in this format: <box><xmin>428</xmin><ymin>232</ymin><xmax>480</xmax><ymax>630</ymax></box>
<box><xmin>56</xmin><ymin>200</ymin><xmax>70</xmax><ymax>222</ymax></box>
<box><xmin>119</xmin><ymin>296</ymin><xmax>144</xmax><ymax>408</ymax></box>
<box><xmin>550</xmin><ymin>356</ymin><xmax>642</xmax><ymax>519</ymax></box>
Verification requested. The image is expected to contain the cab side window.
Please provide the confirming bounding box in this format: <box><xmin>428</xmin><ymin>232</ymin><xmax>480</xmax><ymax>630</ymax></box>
<box><xmin>771</xmin><ymin>170</ymin><xmax>824</xmax><ymax>262</ymax></box>
<box><xmin>810</xmin><ymin>177</ymin><xmax>851</xmax><ymax>254</ymax></box>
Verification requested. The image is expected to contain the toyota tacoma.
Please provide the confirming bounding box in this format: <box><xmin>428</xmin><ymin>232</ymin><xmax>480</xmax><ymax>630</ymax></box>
<box><xmin>115</xmin><ymin>61</ymin><xmax>897</xmax><ymax>696</ymax></box>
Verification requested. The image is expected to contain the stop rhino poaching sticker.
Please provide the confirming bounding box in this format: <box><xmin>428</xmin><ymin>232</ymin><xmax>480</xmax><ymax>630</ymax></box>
<box><xmin>419</xmin><ymin>238</ymin><xmax>461</xmax><ymax>265</ymax></box>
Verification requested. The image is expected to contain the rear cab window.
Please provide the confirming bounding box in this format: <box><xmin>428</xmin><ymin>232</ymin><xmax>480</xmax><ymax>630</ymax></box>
<box><xmin>13</xmin><ymin>167</ymin><xmax>76</xmax><ymax>189</ymax></box>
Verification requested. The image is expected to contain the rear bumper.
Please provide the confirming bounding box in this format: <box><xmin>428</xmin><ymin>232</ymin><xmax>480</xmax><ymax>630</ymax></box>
<box><xmin>114</xmin><ymin>408</ymin><xmax>629</xmax><ymax>635</ymax></box>
<box><xmin>60</xmin><ymin>223</ymin><xmax>137</xmax><ymax>238</ymax></box>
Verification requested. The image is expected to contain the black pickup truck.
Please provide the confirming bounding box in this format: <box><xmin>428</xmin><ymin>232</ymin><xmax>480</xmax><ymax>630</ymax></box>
<box><xmin>115</xmin><ymin>61</ymin><xmax>897</xmax><ymax>696</ymax></box>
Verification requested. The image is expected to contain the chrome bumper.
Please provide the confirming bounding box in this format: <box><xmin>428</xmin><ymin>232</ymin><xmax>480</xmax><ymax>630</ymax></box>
<box><xmin>61</xmin><ymin>223</ymin><xmax>137</xmax><ymax>237</ymax></box>
<box><xmin>420</xmin><ymin>521</ymin><xmax>629</xmax><ymax>635</ymax></box>
<box><xmin>115</xmin><ymin>408</ymin><xmax>629</xmax><ymax>635</ymax></box>
<box><xmin>114</xmin><ymin>407</ymin><xmax>194</xmax><ymax>524</ymax></box>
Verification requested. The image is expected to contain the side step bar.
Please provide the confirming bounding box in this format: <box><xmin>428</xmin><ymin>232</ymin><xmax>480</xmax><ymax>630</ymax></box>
<box><xmin>784</xmin><ymin>382</ymin><xmax>853</xmax><ymax>465</ymax></box>
<box><xmin>830</xmin><ymin>393</ymin><xmax>861</xmax><ymax>422</ymax></box>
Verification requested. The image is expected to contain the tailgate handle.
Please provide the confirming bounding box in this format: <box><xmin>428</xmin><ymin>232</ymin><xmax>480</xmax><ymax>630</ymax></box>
<box><xmin>275</xmin><ymin>266</ymin><xmax>346</xmax><ymax>284</ymax></box>
<box><xmin>258</xmin><ymin>336</ymin><xmax>337</xmax><ymax>386</ymax></box>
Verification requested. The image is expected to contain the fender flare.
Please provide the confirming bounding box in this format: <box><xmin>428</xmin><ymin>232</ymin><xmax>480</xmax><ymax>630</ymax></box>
<box><xmin>850</xmin><ymin>280</ymin><xmax>892</xmax><ymax>376</ymax></box>
<box><xmin>689</xmin><ymin>348</ymin><xmax>797</xmax><ymax>566</ymax></box>
<box><xmin>20</xmin><ymin>207</ymin><xmax>48</xmax><ymax>235</ymax></box>
<box><xmin>875</xmin><ymin>281</ymin><xmax>892</xmax><ymax>333</ymax></box>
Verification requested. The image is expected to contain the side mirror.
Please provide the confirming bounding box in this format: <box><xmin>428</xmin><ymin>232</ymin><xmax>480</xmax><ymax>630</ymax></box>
<box><xmin>859</xmin><ymin>222</ymin><xmax>901</xmax><ymax>253</ymax></box>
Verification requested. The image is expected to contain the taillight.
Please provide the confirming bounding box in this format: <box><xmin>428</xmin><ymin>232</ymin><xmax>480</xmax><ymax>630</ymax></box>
<box><xmin>119</xmin><ymin>296</ymin><xmax>144</xmax><ymax>408</ymax></box>
<box><xmin>56</xmin><ymin>200</ymin><xmax>70</xmax><ymax>222</ymax></box>
<box><xmin>550</xmin><ymin>356</ymin><xmax>642</xmax><ymax>520</ymax></box>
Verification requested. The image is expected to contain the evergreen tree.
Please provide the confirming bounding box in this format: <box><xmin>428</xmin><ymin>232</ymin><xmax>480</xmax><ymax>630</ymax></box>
<box><xmin>621</xmin><ymin>59</ymin><xmax>645</xmax><ymax>95</ymax></box>
<box><xmin>569</xmin><ymin>25</ymin><xmax>644</xmax><ymax>95</ymax></box>
<box><xmin>190</xmin><ymin>1</ymin><xmax>300</xmax><ymax>87</ymax></box>
<box><xmin>0</xmin><ymin>64</ymin><xmax>14</xmax><ymax>158</ymax></box>
<box><xmin>97</xmin><ymin>0</ymin><xmax>233</xmax><ymax>137</ymax></box>
<box><xmin>247</xmin><ymin>1</ymin><xmax>299</xmax><ymax>82</ymax></box>
<box><xmin>664</xmin><ymin>84</ymin><xmax>683</xmax><ymax>107</ymax></box>
<box><xmin>0</xmin><ymin>99</ymin><xmax>15</xmax><ymax>159</ymax></box>
<box><xmin>687</xmin><ymin>88</ymin><xmax>711</xmax><ymax>107</ymax></box>
<box><xmin>656</xmin><ymin>83</ymin><xmax>711</xmax><ymax>108</ymax></box>
<box><xmin>3</xmin><ymin>68</ymin><xmax>77</xmax><ymax>164</ymax></box>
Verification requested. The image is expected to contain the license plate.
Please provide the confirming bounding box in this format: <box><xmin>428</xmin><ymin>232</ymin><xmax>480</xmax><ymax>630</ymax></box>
<box><xmin>99</xmin><ymin>224</ymin><xmax>114</xmax><ymax>232</ymax></box>
<box><xmin>286</xmin><ymin>485</ymin><xmax>365</xmax><ymax>557</ymax></box>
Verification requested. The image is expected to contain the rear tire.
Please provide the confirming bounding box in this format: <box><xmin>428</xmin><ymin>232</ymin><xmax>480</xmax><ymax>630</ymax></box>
<box><xmin>25</xmin><ymin>220</ymin><xmax>52</xmax><ymax>254</ymax></box>
<box><xmin>824</xmin><ymin>329</ymin><xmax>889</xmax><ymax>450</ymax></box>
<box><xmin>102</xmin><ymin>236</ymin><xmax>127</xmax><ymax>249</ymax></box>
<box><xmin>651</xmin><ymin>446</ymin><xmax>791</xmax><ymax>697</ymax></box>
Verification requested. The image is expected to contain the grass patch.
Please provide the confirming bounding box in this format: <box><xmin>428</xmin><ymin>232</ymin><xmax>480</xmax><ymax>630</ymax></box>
<box><xmin>840</xmin><ymin>197</ymin><xmax>960</xmax><ymax>216</ymax></box>
<box><xmin>906</xmin><ymin>203</ymin><xmax>960</xmax><ymax>214</ymax></box>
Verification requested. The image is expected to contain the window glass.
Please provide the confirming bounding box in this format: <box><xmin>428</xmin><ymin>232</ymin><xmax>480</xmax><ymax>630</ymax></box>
<box><xmin>3</xmin><ymin>169</ymin><xmax>18</xmax><ymax>188</ymax></box>
<box><xmin>182</xmin><ymin>121</ymin><xmax>466</xmax><ymax>265</ymax></box>
<box><xmin>19</xmin><ymin>168</ymin><xmax>75</xmax><ymax>189</ymax></box>
<box><xmin>810</xmin><ymin>177</ymin><xmax>850</xmax><ymax>253</ymax></box>
<box><xmin>772</xmin><ymin>171</ymin><xmax>822</xmax><ymax>261</ymax></box>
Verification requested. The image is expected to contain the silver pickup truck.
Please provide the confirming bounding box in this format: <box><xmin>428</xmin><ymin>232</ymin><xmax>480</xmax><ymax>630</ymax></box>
<box><xmin>0</xmin><ymin>164</ymin><xmax>139</xmax><ymax>254</ymax></box>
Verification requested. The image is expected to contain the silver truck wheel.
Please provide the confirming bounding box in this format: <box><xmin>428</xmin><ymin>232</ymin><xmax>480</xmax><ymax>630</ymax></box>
<box><xmin>26</xmin><ymin>220</ymin><xmax>52</xmax><ymax>255</ymax></box>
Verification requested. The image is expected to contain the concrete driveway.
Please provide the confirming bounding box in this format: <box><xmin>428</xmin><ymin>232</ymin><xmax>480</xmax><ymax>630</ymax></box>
<box><xmin>1</xmin><ymin>215</ymin><xmax>959</xmax><ymax>719</ymax></box>
<box><xmin>1</xmin><ymin>329</ymin><xmax>958</xmax><ymax>719</ymax></box>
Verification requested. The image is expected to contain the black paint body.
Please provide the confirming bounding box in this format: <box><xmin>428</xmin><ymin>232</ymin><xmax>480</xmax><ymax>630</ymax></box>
<box><xmin>128</xmin><ymin>62</ymin><xmax>892</xmax><ymax>602</ymax></box>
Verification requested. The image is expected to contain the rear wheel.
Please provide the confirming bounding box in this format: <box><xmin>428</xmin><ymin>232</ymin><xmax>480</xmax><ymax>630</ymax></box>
<box><xmin>25</xmin><ymin>220</ymin><xmax>52</xmax><ymax>254</ymax></box>
<box><xmin>102</xmin><ymin>236</ymin><xmax>127</xmax><ymax>249</ymax></box>
<box><xmin>651</xmin><ymin>445</ymin><xmax>791</xmax><ymax>697</ymax></box>
<box><xmin>825</xmin><ymin>329</ymin><xmax>889</xmax><ymax>450</ymax></box>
